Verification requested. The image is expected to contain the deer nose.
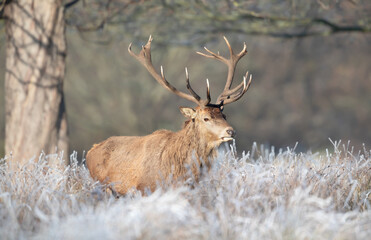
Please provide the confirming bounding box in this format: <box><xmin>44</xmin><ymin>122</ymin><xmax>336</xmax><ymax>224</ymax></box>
<box><xmin>226</xmin><ymin>128</ymin><xmax>236</xmax><ymax>138</ymax></box>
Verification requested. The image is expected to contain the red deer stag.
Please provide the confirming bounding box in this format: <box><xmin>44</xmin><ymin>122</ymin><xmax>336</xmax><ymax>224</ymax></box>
<box><xmin>86</xmin><ymin>36</ymin><xmax>252</xmax><ymax>195</ymax></box>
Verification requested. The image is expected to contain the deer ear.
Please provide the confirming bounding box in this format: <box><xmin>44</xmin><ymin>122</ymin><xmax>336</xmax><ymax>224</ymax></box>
<box><xmin>179</xmin><ymin>107</ymin><xmax>196</xmax><ymax>119</ymax></box>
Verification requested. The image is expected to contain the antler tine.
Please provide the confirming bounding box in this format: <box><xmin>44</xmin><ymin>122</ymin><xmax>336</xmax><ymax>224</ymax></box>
<box><xmin>185</xmin><ymin>67</ymin><xmax>201</xmax><ymax>102</ymax></box>
<box><xmin>128</xmin><ymin>36</ymin><xmax>203</xmax><ymax>106</ymax></box>
<box><xmin>221</xmin><ymin>36</ymin><xmax>248</xmax><ymax>91</ymax></box>
<box><xmin>217</xmin><ymin>71</ymin><xmax>249</xmax><ymax>97</ymax></box>
<box><xmin>218</xmin><ymin>72</ymin><xmax>252</xmax><ymax>105</ymax></box>
<box><xmin>206</xmin><ymin>79</ymin><xmax>211</xmax><ymax>104</ymax></box>
<box><xmin>196</xmin><ymin>47</ymin><xmax>226</xmax><ymax>62</ymax></box>
<box><xmin>223</xmin><ymin>36</ymin><xmax>234</xmax><ymax>57</ymax></box>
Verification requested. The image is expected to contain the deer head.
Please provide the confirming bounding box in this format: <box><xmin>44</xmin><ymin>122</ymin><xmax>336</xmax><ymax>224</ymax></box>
<box><xmin>128</xmin><ymin>36</ymin><xmax>252</xmax><ymax>144</ymax></box>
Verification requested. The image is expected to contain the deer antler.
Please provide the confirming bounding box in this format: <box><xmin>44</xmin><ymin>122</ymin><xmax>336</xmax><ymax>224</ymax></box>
<box><xmin>128</xmin><ymin>35</ymin><xmax>211</xmax><ymax>106</ymax></box>
<box><xmin>197</xmin><ymin>36</ymin><xmax>252</xmax><ymax>106</ymax></box>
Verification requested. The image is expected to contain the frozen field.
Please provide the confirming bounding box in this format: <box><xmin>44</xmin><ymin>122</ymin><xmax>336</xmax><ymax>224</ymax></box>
<box><xmin>1</xmin><ymin>141</ymin><xmax>370</xmax><ymax>240</ymax></box>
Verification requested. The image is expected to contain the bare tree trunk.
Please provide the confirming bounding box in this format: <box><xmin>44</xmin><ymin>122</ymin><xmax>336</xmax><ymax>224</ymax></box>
<box><xmin>4</xmin><ymin>0</ymin><xmax>69</xmax><ymax>168</ymax></box>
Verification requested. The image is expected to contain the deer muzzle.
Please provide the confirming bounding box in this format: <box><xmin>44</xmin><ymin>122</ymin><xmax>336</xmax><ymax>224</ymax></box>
<box><xmin>221</xmin><ymin>127</ymin><xmax>236</xmax><ymax>141</ymax></box>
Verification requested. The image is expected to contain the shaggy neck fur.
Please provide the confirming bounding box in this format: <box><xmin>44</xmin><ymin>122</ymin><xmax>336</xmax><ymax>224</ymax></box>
<box><xmin>161</xmin><ymin>119</ymin><xmax>218</xmax><ymax>180</ymax></box>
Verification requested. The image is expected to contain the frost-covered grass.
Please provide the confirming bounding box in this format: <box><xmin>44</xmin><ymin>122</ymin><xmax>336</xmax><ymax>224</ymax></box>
<box><xmin>0</xmin><ymin>141</ymin><xmax>370</xmax><ymax>240</ymax></box>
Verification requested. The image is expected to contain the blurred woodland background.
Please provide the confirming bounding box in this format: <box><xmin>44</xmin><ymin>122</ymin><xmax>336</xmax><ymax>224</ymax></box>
<box><xmin>0</xmin><ymin>0</ymin><xmax>370</xmax><ymax>159</ymax></box>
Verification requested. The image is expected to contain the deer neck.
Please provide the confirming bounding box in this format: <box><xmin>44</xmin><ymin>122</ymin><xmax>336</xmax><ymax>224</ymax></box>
<box><xmin>178</xmin><ymin>121</ymin><xmax>218</xmax><ymax>166</ymax></box>
<box><xmin>160</xmin><ymin>121</ymin><xmax>218</xmax><ymax>180</ymax></box>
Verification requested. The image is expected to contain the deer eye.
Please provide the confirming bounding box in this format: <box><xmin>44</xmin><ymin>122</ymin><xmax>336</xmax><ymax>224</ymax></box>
<box><xmin>203</xmin><ymin>118</ymin><xmax>210</xmax><ymax>122</ymax></box>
